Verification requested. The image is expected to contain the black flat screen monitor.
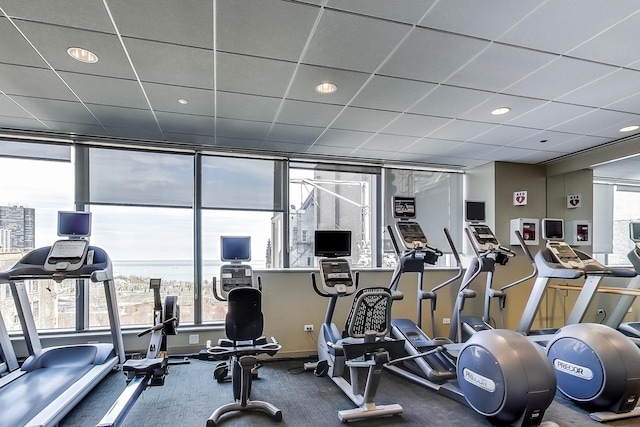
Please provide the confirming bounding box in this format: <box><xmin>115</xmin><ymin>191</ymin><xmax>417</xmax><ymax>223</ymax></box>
<box><xmin>221</xmin><ymin>236</ymin><xmax>251</xmax><ymax>262</ymax></box>
<box><xmin>465</xmin><ymin>200</ymin><xmax>486</xmax><ymax>223</ymax></box>
<box><xmin>393</xmin><ymin>196</ymin><xmax>416</xmax><ymax>219</ymax></box>
<box><xmin>58</xmin><ymin>211</ymin><xmax>91</xmax><ymax>237</ymax></box>
<box><xmin>314</xmin><ymin>230</ymin><xmax>351</xmax><ymax>258</ymax></box>
<box><xmin>630</xmin><ymin>222</ymin><xmax>640</xmax><ymax>242</ymax></box>
<box><xmin>542</xmin><ymin>219</ymin><xmax>564</xmax><ymax>240</ymax></box>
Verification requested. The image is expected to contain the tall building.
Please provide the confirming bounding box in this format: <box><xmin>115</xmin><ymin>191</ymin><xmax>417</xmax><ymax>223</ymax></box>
<box><xmin>0</xmin><ymin>205</ymin><xmax>35</xmax><ymax>250</ymax></box>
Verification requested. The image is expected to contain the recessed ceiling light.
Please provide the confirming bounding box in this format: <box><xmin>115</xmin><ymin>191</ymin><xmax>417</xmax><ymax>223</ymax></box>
<box><xmin>67</xmin><ymin>47</ymin><xmax>98</xmax><ymax>63</ymax></box>
<box><xmin>491</xmin><ymin>107</ymin><xmax>511</xmax><ymax>116</ymax></box>
<box><xmin>315</xmin><ymin>82</ymin><xmax>337</xmax><ymax>94</ymax></box>
<box><xmin>178</xmin><ymin>98</ymin><xmax>189</xmax><ymax>105</ymax></box>
<box><xmin>619</xmin><ymin>125</ymin><xmax>640</xmax><ymax>133</ymax></box>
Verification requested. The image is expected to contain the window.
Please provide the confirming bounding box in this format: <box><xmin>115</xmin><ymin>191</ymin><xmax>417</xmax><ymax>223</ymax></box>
<box><xmin>383</xmin><ymin>168</ymin><xmax>463</xmax><ymax>267</ymax></box>
<box><xmin>0</xmin><ymin>150</ymin><xmax>74</xmax><ymax>330</ymax></box>
<box><xmin>289</xmin><ymin>165</ymin><xmax>378</xmax><ymax>268</ymax></box>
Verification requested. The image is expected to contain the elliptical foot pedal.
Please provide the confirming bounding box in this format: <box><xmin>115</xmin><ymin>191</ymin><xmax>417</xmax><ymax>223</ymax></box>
<box><xmin>590</xmin><ymin>407</ymin><xmax>640</xmax><ymax>422</ymax></box>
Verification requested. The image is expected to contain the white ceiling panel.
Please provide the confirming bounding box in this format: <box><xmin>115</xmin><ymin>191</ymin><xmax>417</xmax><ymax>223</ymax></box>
<box><xmin>328</xmin><ymin>0</ymin><xmax>436</xmax><ymax>25</ymax></box>
<box><xmin>267</xmin><ymin>123</ymin><xmax>325</xmax><ymax>144</ymax></box>
<box><xmin>286</xmin><ymin>65</ymin><xmax>370</xmax><ymax>105</ymax></box>
<box><xmin>215</xmin><ymin>53</ymin><xmax>295</xmax><ymax>97</ymax></box>
<box><xmin>59</xmin><ymin>72</ymin><xmax>147</xmax><ymax>109</ymax></box>
<box><xmin>470</xmin><ymin>125</ymin><xmax>538</xmax><ymax>146</ymax></box>
<box><xmin>215</xmin><ymin>118</ymin><xmax>271</xmax><ymax>141</ymax></box>
<box><xmin>303</xmin><ymin>9</ymin><xmax>410</xmax><ymax>73</ymax></box>
<box><xmin>155</xmin><ymin>112</ymin><xmax>215</xmax><ymax>136</ymax></box>
<box><xmin>558</xmin><ymin>68</ymin><xmax>640</xmax><ymax>108</ymax></box>
<box><xmin>217</xmin><ymin>0</ymin><xmax>316</xmax><ymax>60</ymax></box>
<box><xmin>10</xmin><ymin>96</ymin><xmax>100</xmax><ymax>125</ymax></box>
<box><xmin>506</xmin><ymin>102</ymin><xmax>594</xmax><ymax>130</ymax></box>
<box><xmin>277</xmin><ymin>100</ymin><xmax>343</xmax><ymax>127</ymax></box>
<box><xmin>0</xmin><ymin>0</ymin><xmax>113</xmax><ymax>32</ymax></box>
<box><xmin>379</xmin><ymin>28</ymin><xmax>490</xmax><ymax>82</ymax></box>
<box><xmin>460</xmin><ymin>93</ymin><xmax>548</xmax><ymax>124</ymax></box>
<box><xmin>358</xmin><ymin>133</ymin><xmax>420</xmax><ymax>152</ymax></box>
<box><xmin>401</xmin><ymin>138</ymin><xmax>465</xmax><ymax>156</ymax></box>
<box><xmin>313</xmin><ymin>129</ymin><xmax>374</xmax><ymax>149</ymax></box>
<box><xmin>144</xmin><ymin>83</ymin><xmax>215</xmax><ymax>117</ymax></box>
<box><xmin>216</xmin><ymin>92</ymin><xmax>278</xmax><ymax>122</ymax></box>
<box><xmin>408</xmin><ymin>85</ymin><xmax>494</xmax><ymax>118</ymax></box>
<box><xmin>550</xmin><ymin>109</ymin><xmax>640</xmax><ymax>137</ymax></box>
<box><xmin>330</xmin><ymin>107</ymin><xmax>399</xmax><ymax>133</ymax></box>
<box><xmin>380</xmin><ymin>114</ymin><xmax>451</xmax><ymax>138</ymax></box>
<box><xmin>0</xmin><ymin>65</ymin><xmax>76</xmax><ymax>101</ymax></box>
<box><xmin>351</xmin><ymin>76</ymin><xmax>436</xmax><ymax>112</ymax></box>
<box><xmin>427</xmin><ymin>119</ymin><xmax>497</xmax><ymax>142</ymax></box>
<box><xmin>0</xmin><ymin>18</ymin><xmax>49</xmax><ymax>67</ymax></box>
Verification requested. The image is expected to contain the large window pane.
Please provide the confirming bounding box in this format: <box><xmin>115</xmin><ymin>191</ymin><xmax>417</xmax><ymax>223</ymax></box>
<box><xmin>88</xmin><ymin>148</ymin><xmax>194</xmax><ymax>207</ymax></box>
<box><xmin>0</xmin><ymin>153</ymin><xmax>75</xmax><ymax>330</ymax></box>
<box><xmin>608</xmin><ymin>187</ymin><xmax>640</xmax><ymax>265</ymax></box>
<box><xmin>201</xmin><ymin>209</ymin><xmax>275</xmax><ymax>322</ymax></box>
<box><xmin>201</xmin><ymin>156</ymin><xmax>285</xmax><ymax>211</ymax></box>
<box><xmin>88</xmin><ymin>205</ymin><xmax>194</xmax><ymax>327</ymax></box>
<box><xmin>289</xmin><ymin>168</ymin><xmax>377</xmax><ymax>268</ymax></box>
<box><xmin>383</xmin><ymin>169</ymin><xmax>463</xmax><ymax>267</ymax></box>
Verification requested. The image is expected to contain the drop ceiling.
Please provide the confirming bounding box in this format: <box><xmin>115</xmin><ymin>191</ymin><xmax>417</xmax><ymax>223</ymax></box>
<box><xmin>1</xmin><ymin>0</ymin><xmax>640</xmax><ymax>178</ymax></box>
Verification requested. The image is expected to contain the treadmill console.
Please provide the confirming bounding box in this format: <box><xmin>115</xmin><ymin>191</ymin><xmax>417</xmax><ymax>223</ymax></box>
<box><xmin>44</xmin><ymin>239</ymin><xmax>90</xmax><ymax>272</ymax></box>
<box><xmin>468</xmin><ymin>224</ymin><xmax>500</xmax><ymax>250</ymax></box>
<box><xmin>318</xmin><ymin>258</ymin><xmax>355</xmax><ymax>295</ymax></box>
<box><xmin>547</xmin><ymin>241</ymin><xmax>584</xmax><ymax>269</ymax></box>
<box><xmin>395</xmin><ymin>221</ymin><xmax>428</xmax><ymax>251</ymax></box>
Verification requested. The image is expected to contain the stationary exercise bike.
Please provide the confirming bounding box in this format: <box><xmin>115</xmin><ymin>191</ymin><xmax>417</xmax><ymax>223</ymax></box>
<box><xmin>310</xmin><ymin>229</ymin><xmax>405</xmax><ymax>423</ymax></box>
<box><xmin>385</xmin><ymin>196</ymin><xmax>558</xmax><ymax>427</ymax></box>
<box><xmin>97</xmin><ymin>278</ymin><xmax>180</xmax><ymax>427</ymax></box>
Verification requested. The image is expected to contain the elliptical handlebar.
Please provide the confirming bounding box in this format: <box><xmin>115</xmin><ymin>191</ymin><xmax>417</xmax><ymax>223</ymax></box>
<box><xmin>430</xmin><ymin>228</ymin><xmax>463</xmax><ymax>294</ymax></box>
<box><xmin>500</xmin><ymin>230</ymin><xmax>538</xmax><ymax>292</ymax></box>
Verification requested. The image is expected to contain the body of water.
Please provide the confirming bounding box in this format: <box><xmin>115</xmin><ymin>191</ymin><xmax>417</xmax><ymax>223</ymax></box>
<box><xmin>112</xmin><ymin>259</ymin><xmax>267</xmax><ymax>282</ymax></box>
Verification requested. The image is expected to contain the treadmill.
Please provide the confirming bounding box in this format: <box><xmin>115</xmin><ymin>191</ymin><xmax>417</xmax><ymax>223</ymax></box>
<box><xmin>0</xmin><ymin>211</ymin><xmax>125</xmax><ymax>427</ymax></box>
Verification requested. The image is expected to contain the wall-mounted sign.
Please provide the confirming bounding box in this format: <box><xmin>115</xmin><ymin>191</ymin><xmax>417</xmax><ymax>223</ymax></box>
<box><xmin>567</xmin><ymin>194</ymin><xmax>582</xmax><ymax>209</ymax></box>
<box><xmin>513</xmin><ymin>191</ymin><xmax>527</xmax><ymax>206</ymax></box>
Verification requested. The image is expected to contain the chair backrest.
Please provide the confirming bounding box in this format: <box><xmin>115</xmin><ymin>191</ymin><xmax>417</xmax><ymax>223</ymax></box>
<box><xmin>345</xmin><ymin>287</ymin><xmax>392</xmax><ymax>338</ymax></box>
<box><xmin>225</xmin><ymin>287</ymin><xmax>264</xmax><ymax>342</ymax></box>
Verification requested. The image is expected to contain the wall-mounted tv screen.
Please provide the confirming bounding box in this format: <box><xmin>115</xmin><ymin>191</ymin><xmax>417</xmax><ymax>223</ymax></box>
<box><xmin>314</xmin><ymin>230</ymin><xmax>351</xmax><ymax>258</ymax></box>
<box><xmin>220</xmin><ymin>236</ymin><xmax>251</xmax><ymax>262</ymax></box>
<box><xmin>630</xmin><ymin>222</ymin><xmax>640</xmax><ymax>242</ymax></box>
<box><xmin>393</xmin><ymin>196</ymin><xmax>416</xmax><ymax>219</ymax></box>
<box><xmin>542</xmin><ymin>219</ymin><xmax>564</xmax><ymax>240</ymax></box>
<box><xmin>465</xmin><ymin>200</ymin><xmax>485</xmax><ymax>223</ymax></box>
<box><xmin>58</xmin><ymin>211</ymin><xmax>91</xmax><ymax>237</ymax></box>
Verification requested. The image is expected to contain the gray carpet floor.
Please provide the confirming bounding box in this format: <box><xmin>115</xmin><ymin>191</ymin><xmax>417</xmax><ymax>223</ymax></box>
<box><xmin>60</xmin><ymin>357</ymin><xmax>640</xmax><ymax>427</ymax></box>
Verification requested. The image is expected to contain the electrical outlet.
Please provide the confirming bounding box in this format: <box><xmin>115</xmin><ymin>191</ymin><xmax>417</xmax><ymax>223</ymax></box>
<box><xmin>304</xmin><ymin>324</ymin><xmax>314</xmax><ymax>332</ymax></box>
<box><xmin>188</xmin><ymin>334</ymin><xmax>199</xmax><ymax>344</ymax></box>
<box><xmin>443</xmin><ymin>318</ymin><xmax>451</xmax><ymax>325</ymax></box>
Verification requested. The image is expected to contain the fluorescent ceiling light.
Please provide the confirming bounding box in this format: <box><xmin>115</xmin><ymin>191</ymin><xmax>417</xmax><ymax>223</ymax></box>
<box><xmin>67</xmin><ymin>47</ymin><xmax>98</xmax><ymax>63</ymax></box>
<box><xmin>315</xmin><ymin>82</ymin><xmax>337</xmax><ymax>94</ymax></box>
<box><xmin>490</xmin><ymin>107</ymin><xmax>511</xmax><ymax>116</ymax></box>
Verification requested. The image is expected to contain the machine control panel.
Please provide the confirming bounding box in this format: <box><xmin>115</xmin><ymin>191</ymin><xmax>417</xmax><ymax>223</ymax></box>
<box><xmin>44</xmin><ymin>239</ymin><xmax>90</xmax><ymax>272</ymax></box>
<box><xmin>547</xmin><ymin>241</ymin><xmax>583</xmax><ymax>269</ymax></box>
<box><xmin>396</xmin><ymin>221</ymin><xmax>428</xmax><ymax>251</ymax></box>
<box><xmin>318</xmin><ymin>258</ymin><xmax>355</xmax><ymax>295</ymax></box>
<box><xmin>220</xmin><ymin>264</ymin><xmax>253</xmax><ymax>292</ymax></box>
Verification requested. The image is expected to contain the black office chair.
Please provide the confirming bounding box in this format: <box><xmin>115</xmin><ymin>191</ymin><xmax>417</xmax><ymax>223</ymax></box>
<box><xmin>206</xmin><ymin>287</ymin><xmax>282</xmax><ymax>426</ymax></box>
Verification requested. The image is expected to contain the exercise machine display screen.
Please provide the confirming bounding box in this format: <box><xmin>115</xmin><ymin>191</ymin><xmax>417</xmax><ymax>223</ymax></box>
<box><xmin>393</xmin><ymin>196</ymin><xmax>416</xmax><ymax>219</ymax></box>
<box><xmin>58</xmin><ymin>211</ymin><xmax>91</xmax><ymax>237</ymax></box>
<box><xmin>314</xmin><ymin>230</ymin><xmax>351</xmax><ymax>258</ymax></box>
<box><xmin>465</xmin><ymin>200</ymin><xmax>485</xmax><ymax>223</ymax></box>
<box><xmin>631</xmin><ymin>222</ymin><xmax>640</xmax><ymax>243</ymax></box>
<box><xmin>220</xmin><ymin>236</ymin><xmax>251</xmax><ymax>262</ymax></box>
<box><xmin>469</xmin><ymin>224</ymin><xmax>499</xmax><ymax>246</ymax></box>
<box><xmin>396</xmin><ymin>222</ymin><xmax>428</xmax><ymax>249</ymax></box>
<box><xmin>542</xmin><ymin>219</ymin><xmax>564</xmax><ymax>240</ymax></box>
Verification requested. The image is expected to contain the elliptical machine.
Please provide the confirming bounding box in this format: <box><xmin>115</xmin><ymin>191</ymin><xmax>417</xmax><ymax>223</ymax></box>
<box><xmin>98</xmin><ymin>278</ymin><xmax>180</xmax><ymax>427</ymax></box>
<box><xmin>310</xmin><ymin>229</ymin><xmax>405</xmax><ymax>423</ymax></box>
<box><xmin>385</xmin><ymin>196</ymin><xmax>558</xmax><ymax>427</ymax></box>
<box><xmin>514</xmin><ymin>218</ymin><xmax>640</xmax><ymax>422</ymax></box>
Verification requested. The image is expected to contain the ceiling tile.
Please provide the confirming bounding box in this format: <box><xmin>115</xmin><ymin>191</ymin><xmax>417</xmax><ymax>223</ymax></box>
<box><xmin>381</xmin><ymin>114</ymin><xmax>451</xmax><ymax>137</ymax></box>
<box><xmin>59</xmin><ymin>72</ymin><xmax>148</xmax><ymax>109</ymax></box>
<box><xmin>87</xmin><ymin>104</ymin><xmax>158</xmax><ymax>129</ymax></box>
<box><xmin>328</xmin><ymin>0</ymin><xmax>436</xmax><ymax>24</ymax></box>
<box><xmin>16</xmin><ymin>21</ymin><xmax>135</xmax><ymax>79</ymax></box>
<box><xmin>262</xmin><ymin>140</ymin><xmax>313</xmax><ymax>154</ymax></box>
<box><xmin>216</xmin><ymin>53</ymin><xmax>295</xmax><ymax>97</ymax></box>
<box><xmin>0</xmin><ymin>64</ymin><xmax>76</xmax><ymax>101</ymax></box>
<box><xmin>470</xmin><ymin>124</ymin><xmax>539</xmax><ymax>146</ymax></box>
<box><xmin>400</xmin><ymin>137</ymin><xmax>464</xmax><ymax>155</ymax></box>
<box><xmin>105</xmin><ymin>125</ymin><xmax>164</xmax><ymax>141</ymax></box>
<box><xmin>144</xmin><ymin>83</ymin><xmax>215</xmax><ymax>116</ymax></box>
<box><xmin>408</xmin><ymin>85</ymin><xmax>494</xmax><ymax>118</ymax></box>
<box><xmin>307</xmin><ymin>144</ymin><xmax>357</xmax><ymax>156</ymax></box>
<box><xmin>421</xmin><ymin>1</ymin><xmax>539</xmax><ymax>40</ymax></box>
<box><xmin>164</xmin><ymin>132</ymin><xmax>215</xmax><ymax>146</ymax></box>
<box><xmin>506</xmin><ymin>102</ymin><xmax>594</xmax><ymax>129</ymax></box>
<box><xmin>0</xmin><ymin>115</ymin><xmax>48</xmax><ymax>131</ymax></box>
<box><xmin>107</xmin><ymin>0</ymin><xmax>213</xmax><ymax>48</ymax></box>
<box><xmin>42</xmin><ymin>120</ymin><xmax>108</xmax><ymax>137</ymax></box>
<box><xmin>10</xmin><ymin>96</ymin><xmax>101</xmax><ymax>125</ymax></box>
<box><xmin>215</xmin><ymin>136</ymin><xmax>265</xmax><ymax>151</ymax></box>
<box><xmin>558</xmin><ymin>68</ymin><xmax>640</xmax><ymax>107</ymax></box>
<box><xmin>287</xmin><ymin>64</ymin><xmax>370</xmax><ymax>105</ymax></box>
<box><xmin>442</xmin><ymin>141</ymin><xmax>501</xmax><ymax>159</ymax></box>
<box><xmin>278</xmin><ymin>100</ymin><xmax>343</xmax><ymax>127</ymax></box>
<box><xmin>217</xmin><ymin>0</ymin><xmax>317</xmax><ymax>60</ymax></box>
<box><xmin>427</xmin><ymin>119</ymin><xmax>497</xmax><ymax>141</ymax></box>
<box><xmin>550</xmin><ymin>134</ymin><xmax>610</xmax><ymax>153</ymax></box>
<box><xmin>379</xmin><ymin>28</ymin><xmax>489</xmax><ymax>82</ymax></box>
<box><xmin>267</xmin><ymin>123</ymin><xmax>324</xmax><ymax>144</ymax></box>
<box><xmin>460</xmin><ymin>93</ymin><xmax>548</xmax><ymax>124</ymax></box>
<box><xmin>508</xmin><ymin>130</ymin><xmax>581</xmax><ymax>151</ymax></box>
<box><xmin>124</xmin><ymin>38</ymin><xmax>213</xmax><ymax>89</ymax></box>
<box><xmin>1</xmin><ymin>0</ymin><xmax>114</xmax><ymax>32</ymax></box>
<box><xmin>351</xmin><ymin>76</ymin><xmax>436</xmax><ymax>112</ymax></box>
<box><xmin>498</xmin><ymin>0</ymin><xmax>640</xmax><ymax>54</ymax></box>
<box><xmin>445</xmin><ymin>43</ymin><xmax>557</xmax><ymax>92</ymax></box>
<box><xmin>551</xmin><ymin>109</ymin><xmax>640</xmax><ymax>137</ymax></box>
<box><xmin>215</xmin><ymin>118</ymin><xmax>271</xmax><ymax>141</ymax></box>
<box><xmin>358</xmin><ymin>133</ymin><xmax>418</xmax><ymax>151</ymax></box>
<box><xmin>0</xmin><ymin>18</ymin><xmax>48</xmax><ymax>67</ymax></box>
<box><xmin>216</xmin><ymin>92</ymin><xmax>278</xmax><ymax>122</ymax></box>
<box><xmin>313</xmin><ymin>129</ymin><xmax>374</xmax><ymax>149</ymax></box>
<box><xmin>0</xmin><ymin>94</ymin><xmax>36</xmax><ymax>119</ymax></box>
<box><xmin>156</xmin><ymin>112</ymin><xmax>215</xmax><ymax>136</ymax></box>
<box><xmin>504</xmin><ymin>57</ymin><xmax>617</xmax><ymax>100</ymax></box>
<box><xmin>304</xmin><ymin>9</ymin><xmax>410</xmax><ymax>73</ymax></box>
<box><xmin>330</xmin><ymin>107</ymin><xmax>399</xmax><ymax>133</ymax></box>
